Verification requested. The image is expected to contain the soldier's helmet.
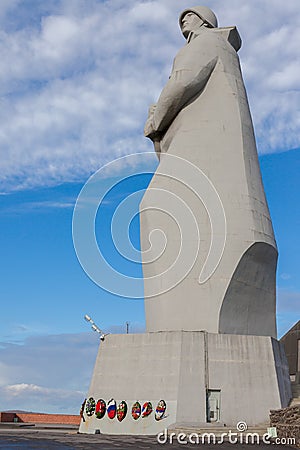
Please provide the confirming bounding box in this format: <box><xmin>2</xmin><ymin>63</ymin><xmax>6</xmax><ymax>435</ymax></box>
<box><xmin>179</xmin><ymin>5</ymin><xmax>218</xmax><ymax>30</ymax></box>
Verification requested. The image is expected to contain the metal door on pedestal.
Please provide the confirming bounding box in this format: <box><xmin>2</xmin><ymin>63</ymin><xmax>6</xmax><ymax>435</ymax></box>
<box><xmin>206</xmin><ymin>389</ymin><xmax>221</xmax><ymax>423</ymax></box>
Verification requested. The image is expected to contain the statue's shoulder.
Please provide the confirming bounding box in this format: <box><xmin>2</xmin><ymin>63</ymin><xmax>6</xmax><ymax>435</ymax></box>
<box><xmin>192</xmin><ymin>26</ymin><xmax>242</xmax><ymax>52</ymax></box>
<box><xmin>211</xmin><ymin>26</ymin><xmax>242</xmax><ymax>52</ymax></box>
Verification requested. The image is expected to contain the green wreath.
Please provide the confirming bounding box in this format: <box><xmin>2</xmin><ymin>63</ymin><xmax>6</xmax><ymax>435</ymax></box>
<box><xmin>85</xmin><ymin>397</ymin><xmax>96</xmax><ymax>416</ymax></box>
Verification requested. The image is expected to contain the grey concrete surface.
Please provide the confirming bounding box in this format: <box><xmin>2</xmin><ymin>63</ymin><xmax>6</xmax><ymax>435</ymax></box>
<box><xmin>0</xmin><ymin>429</ymin><xmax>296</xmax><ymax>449</ymax></box>
<box><xmin>80</xmin><ymin>331</ymin><xmax>291</xmax><ymax>435</ymax></box>
<box><xmin>141</xmin><ymin>6</ymin><xmax>277</xmax><ymax>336</ymax></box>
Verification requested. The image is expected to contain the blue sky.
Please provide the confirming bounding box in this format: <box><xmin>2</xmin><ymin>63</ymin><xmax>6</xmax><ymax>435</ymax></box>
<box><xmin>0</xmin><ymin>0</ymin><xmax>299</xmax><ymax>414</ymax></box>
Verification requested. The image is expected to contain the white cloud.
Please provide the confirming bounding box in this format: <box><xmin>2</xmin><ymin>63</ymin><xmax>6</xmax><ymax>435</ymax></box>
<box><xmin>0</xmin><ymin>0</ymin><xmax>299</xmax><ymax>192</ymax></box>
<box><xmin>0</xmin><ymin>332</ymin><xmax>98</xmax><ymax>413</ymax></box>
<box><xmin>0</xmin><ymin>383</ymin><xmax>85</xmax><ymax>414</ymax></box>
<box><xmin>1</xmin><ymin>199</ymin><xmax>76</xmax><ymax>215</ymax></box>
<box><xmin>5</xmin><ymin>383</ymin><xmax>49</xmax><ymax>395</ymax></box>
<box><xmin>280</xmin><ymin>273</ymin><xmax>292</xmax><ymax>281</ymax></box>
<box><xmin>0</xmin><ymin>324</ymin><xmax>144</xmax><ymax>413</ymax></box>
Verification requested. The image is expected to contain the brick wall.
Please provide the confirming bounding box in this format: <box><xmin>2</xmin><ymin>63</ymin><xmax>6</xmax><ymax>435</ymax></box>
<box><xmin>0</xmin><ymin>412</ymin><xmax>80</xmax><ymax>425</ymax></box>
<box><xmin>0</xmin><ymin>412</ymin><xmax>16</xmax><ymax>422</ymax></box>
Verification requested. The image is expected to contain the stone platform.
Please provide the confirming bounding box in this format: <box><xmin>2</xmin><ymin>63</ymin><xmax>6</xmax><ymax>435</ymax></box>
<box><xmin>79</xmin><ymin>331</ymin><xmax>291</xmax><ymax>435</ymax></box>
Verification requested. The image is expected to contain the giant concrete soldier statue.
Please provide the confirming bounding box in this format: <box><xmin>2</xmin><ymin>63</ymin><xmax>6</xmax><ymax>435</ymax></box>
<box><xmin>141</xmin><ymin>6</ymin><xmax>278</xmax><ymax>337</ymax></box>
<box><xmin>79</xmin><ymin>7</ymin><xmax>291</xmax><ymax>435</ymax></box>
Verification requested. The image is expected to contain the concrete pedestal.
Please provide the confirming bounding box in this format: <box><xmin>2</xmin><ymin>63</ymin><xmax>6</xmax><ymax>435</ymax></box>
<box><xmin>79</xmin><ymin>331</ymin><xmax>291</xmax><ymax>435</ymax></box>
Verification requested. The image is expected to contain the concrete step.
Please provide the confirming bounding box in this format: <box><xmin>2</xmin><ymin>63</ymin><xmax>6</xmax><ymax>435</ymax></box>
<box><xmin>290</xmin><ymin>397</ymin><xmax>300</xmax><ymax>406</ymax></box>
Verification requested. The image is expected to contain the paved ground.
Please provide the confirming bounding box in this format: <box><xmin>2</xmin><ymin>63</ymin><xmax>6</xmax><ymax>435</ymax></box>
<box><xmin>0</xmin><ymin>429</ymin><xmax>296</xmax><ymax>450</ymax></box>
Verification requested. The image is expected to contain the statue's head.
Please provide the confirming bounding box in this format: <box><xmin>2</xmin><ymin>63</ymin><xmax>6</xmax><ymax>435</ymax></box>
<box><xmin>179</xmin><ymin>6</ymin><xmax>218</xmax><ymax>38</ymax></box>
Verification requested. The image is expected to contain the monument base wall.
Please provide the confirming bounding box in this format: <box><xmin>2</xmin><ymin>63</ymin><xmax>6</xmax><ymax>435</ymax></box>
<box><xmin>79</xmin><ymin>331</ymin><xmax>291</xmax><ymax>435</ymax></box>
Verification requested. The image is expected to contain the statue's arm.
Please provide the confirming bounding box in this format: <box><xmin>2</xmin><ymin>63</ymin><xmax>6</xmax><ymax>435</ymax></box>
<box><xmin>145</xmin><ymin>55</ymin><xmax>218</xmax><ymax>139</ymax></box>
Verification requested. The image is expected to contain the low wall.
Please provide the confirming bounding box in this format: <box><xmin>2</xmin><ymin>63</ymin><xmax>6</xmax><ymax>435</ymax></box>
<box><xmin>0</xmin><ymin>412</ymin><xmax>80</xmax><ymax>425</ymax></box>
<box><xmin>0</xmin><ymin>413</ymin><xmax>15</xmax><ymax>422</ymax></box>
<box><xmin>270</xmin><ymin>405</ymin><xmax>300</xmax><ymax>447</ymax></box>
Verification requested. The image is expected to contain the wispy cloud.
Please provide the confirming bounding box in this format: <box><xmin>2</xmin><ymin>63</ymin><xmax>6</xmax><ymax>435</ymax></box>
<box><xmin>0</xmin><ymin>323</ymin><xmax>144</xmax><ymax>413</ymax></box>
<box><xmin>0</xmin><ymin>0</ymin><xmax>299</xmax><ymax>192</ymax></box>
<box><xmin>22</xmin><ymin>200</ymin><xmax>75</xmax><ymax>210</ymax></box>
<box><xmin>0</xmin><ymin>384</ymin><xmax>85</xmax><ymax>414</ymax></box>
<box><xmin>0</xmin><ymin>332</ymin><xmax>98</xmax><ymax>413</ymax></box>
<box><xmin>0</xmin><ymin>198</ymin><xmax>76</xmax><ymax>215</ymax></box>
<box><xmin>280</xmin><ymin>273</ymin><xmax>292</xmax><ymax>281</ymax></box>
